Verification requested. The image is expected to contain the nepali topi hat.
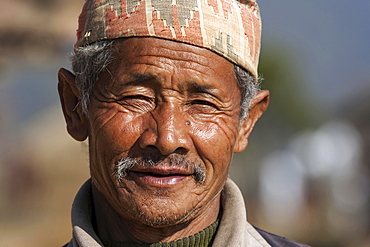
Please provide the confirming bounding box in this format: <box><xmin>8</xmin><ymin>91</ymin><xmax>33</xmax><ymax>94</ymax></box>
<box><xmin>76</xmin><ymin>0</ymin><xmax>262</xmax><ymax>77</ymax></box>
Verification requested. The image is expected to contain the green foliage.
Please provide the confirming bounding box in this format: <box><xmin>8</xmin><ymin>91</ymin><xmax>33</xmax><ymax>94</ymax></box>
<box><xmin>258</xmin><ymin>42</ymin><xmax>321</xmax><ymax>135</ymax></box>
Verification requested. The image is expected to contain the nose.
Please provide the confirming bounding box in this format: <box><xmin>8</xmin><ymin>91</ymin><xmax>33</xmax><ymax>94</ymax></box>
<box><xmin>139</xmin><ymin>102</ymin><xmax>192</xmax><ymax>156</ymax></box>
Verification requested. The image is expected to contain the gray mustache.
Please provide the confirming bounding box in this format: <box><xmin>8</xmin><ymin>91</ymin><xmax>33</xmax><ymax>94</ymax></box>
<box><xmin>114</xmin><ymin>155</ymin><xmax>206</xmax><ymax>184</ymax></box>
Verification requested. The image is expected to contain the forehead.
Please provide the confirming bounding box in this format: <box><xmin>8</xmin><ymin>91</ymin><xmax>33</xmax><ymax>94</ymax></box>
<box><xmin>107</xmin><ymin>37</ymin><xmax>239</xmax><ymax>91</ymax></box>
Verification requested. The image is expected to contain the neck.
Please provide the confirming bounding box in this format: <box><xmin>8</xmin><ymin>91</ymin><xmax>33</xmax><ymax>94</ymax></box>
<box><xmin>91</xmin><ymin>184</ymin><xmax>221</xmax><ymax>244</ymax></box>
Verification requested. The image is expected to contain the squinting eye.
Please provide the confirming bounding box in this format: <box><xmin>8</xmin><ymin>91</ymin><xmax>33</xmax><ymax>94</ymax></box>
<box><xmin>118</xmin><ymin>95</ymin><xmax>155</xmax><ymax>105</ymax></box>
<box><xmin>117</xmin><ymin>94</ymin><xmax>154</xmax><ymax>108</ymax></box>
<box><xmin>116</xmin><ymin>94</ymin><xmax>155</xmax><ymax>112</ymax></box>
<box><xmin>123</xmin><ymin>95</ymin><xmax>151</xmax><ymax>101</ymax></box>
<box><xmin>191</xmin><ymin>100</ymin><xmax>216</xmax><ymax>107</ymax></box>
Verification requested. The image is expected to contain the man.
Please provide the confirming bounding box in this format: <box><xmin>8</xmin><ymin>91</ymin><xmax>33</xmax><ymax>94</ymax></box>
<box><xmin>59</xmin><ymin>0</ymin><xmax>307</xmax><ymax>246</ymax></box>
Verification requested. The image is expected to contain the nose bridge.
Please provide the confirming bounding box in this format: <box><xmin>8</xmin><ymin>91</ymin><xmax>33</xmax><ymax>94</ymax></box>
<box><xmin>156</xmin><ymin>101</ymin><xmax>177</xmax><ymax>134</ymax></box>
<box><xmin>152</xmin><ymin>100</ymin><xmax>189</xmax><ymax>154</ymax></box>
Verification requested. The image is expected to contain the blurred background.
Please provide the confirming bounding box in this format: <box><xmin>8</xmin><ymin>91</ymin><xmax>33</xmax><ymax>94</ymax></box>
<box><xmin>0</xmin><ymin>0</ymin><xmax>369</xmax><ymax>246</ymax></box>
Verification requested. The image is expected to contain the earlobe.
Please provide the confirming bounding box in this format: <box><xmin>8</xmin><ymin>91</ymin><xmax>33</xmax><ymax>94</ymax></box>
<box><xmin>58</xmin><ymin>68</ymin><xmax>88</xmax><ymax>141</ymax></box>
<box><xmin>234</xmin><ymin>90</ymin><xmax>270</xmax><ymax>153</ymax></box>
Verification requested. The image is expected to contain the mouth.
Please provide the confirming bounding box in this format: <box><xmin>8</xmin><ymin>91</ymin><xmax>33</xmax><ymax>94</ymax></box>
<box><xmin>129</xmin><ymin>168</ymin><xmax>193</xmax><ymax>187</ymax></box>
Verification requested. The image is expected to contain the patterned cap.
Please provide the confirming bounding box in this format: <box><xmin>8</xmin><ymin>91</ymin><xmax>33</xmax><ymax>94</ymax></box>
<box><xmin>76</xmin><ymin>0</ymin><xmax>261</xmax><ymax>77</ymax></box>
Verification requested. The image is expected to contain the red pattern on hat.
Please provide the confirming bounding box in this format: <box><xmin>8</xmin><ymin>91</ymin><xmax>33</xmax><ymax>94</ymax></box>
<box><xmin>75</xmin><ymin>0</ymin><xmax>262</xmax><ymax>77</ymax></box>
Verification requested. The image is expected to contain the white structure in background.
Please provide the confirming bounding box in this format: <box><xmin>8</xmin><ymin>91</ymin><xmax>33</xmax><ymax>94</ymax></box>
<box><xmin>260</xmin><ymin>120</ymin><xmax>368</xmax><ymax>232</ymax></box>
<box><xmin>260</xmin><ymin>150</ymin><xmax>306</xmax><ymax>225</ymax></box>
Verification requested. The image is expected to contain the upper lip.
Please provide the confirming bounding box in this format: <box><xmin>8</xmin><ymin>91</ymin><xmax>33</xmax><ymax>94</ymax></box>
<box><xmin>130</xmin><ymin>166</ymin><xmax>193</xmax><ymax>176</ymax></box>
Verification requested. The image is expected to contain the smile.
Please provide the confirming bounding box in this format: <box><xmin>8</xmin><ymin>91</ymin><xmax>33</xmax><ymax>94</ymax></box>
<box><xmin>129</xmin><ymin>167</ymin><xmax>193</xmax><ymax>187</ymax></box>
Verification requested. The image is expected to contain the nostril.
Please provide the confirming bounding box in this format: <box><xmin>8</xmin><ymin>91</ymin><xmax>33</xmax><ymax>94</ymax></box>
<box><xmin>174</xmin><ymin>147</ymin><xmax>188</xmax><ymax>155</ymax></box>
<box><xmin>146</xmin><ymin>145</ymin><xmax>158</xmax><ymax>150</ymax></box>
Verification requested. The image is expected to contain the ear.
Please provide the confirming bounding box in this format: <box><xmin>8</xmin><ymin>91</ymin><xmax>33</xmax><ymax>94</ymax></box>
<box><xmin>233</xmin><ymin>90</ymin><xmax>270</xmax><ymax>153</ymax></box>
<box><xmin>58</xmin><ymin>68</ymin><xmax>88</xmax><ymax>141</ymax></box>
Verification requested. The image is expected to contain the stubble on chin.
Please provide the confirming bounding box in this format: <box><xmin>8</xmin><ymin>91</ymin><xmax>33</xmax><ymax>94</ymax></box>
<box><xmin>111</xmin><ymin>154</ymin><xmax>206</xmax><ymax>227</ymax></box>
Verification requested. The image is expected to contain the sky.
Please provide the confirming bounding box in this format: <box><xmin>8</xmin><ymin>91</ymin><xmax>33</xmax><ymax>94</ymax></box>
<box><xmin>258</xmin><ymin>0</ymin><xmax>370</xmax><ymax>111</ymax></box>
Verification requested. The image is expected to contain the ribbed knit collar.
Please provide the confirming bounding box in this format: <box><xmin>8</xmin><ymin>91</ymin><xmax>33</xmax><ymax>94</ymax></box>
<box><xmin>101</xmin><ymin>219</ymin><xmax>219</xmax><ymax>247</ymax></box>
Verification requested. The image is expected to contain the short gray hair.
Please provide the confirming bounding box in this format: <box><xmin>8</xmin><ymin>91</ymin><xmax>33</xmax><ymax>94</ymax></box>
<box><xmin>71</xmin><ymin>40</ymin><xmax>114</xmax><ymax>112</ymax></box>
<box><xmin>234</xmin><ymin>65</ymin><xmax>261</xmax><ymax>119</ymax></box>
<box><xmin>70</xmin><ymin>40</ymin><xmax>260</xmax><ymax>119</ymax></box>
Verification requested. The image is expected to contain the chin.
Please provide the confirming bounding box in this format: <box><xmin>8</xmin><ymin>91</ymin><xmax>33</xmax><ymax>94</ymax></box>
<box><xmin>138</xmin><ymin>211</ymin><xmax>191</xmax><ymax>228</ymax></box>
<box><xmin>124</xmin><ymin>197</ymin><xmax>196</xmax><ymax>228</ymax></box>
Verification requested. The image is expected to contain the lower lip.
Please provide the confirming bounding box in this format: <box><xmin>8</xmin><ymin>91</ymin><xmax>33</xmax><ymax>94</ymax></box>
<box><xmin>131</xmin><ymin>172</ymin><xmax>189</xmax><ymax>187</ymax></box>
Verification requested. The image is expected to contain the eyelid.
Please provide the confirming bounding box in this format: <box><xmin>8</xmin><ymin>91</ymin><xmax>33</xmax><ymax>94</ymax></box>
<box><xmin>191</xmin><ymin>99</ymin><xmax>215</xmax><ymax>106</ymax></box>
<box><xmin>189</xmin><ymin>91</ymin><xmax>221</xmax><ymax>104</ymax></box>
<box><xmin>114</xmin><ymin>84</ymin><xmax>155</xmax><ymax>99</ymax></box>
<box><xmin>118</xmin><ymin>94</ymin><xmax>155</xmax><ymax>103</ymax></box>
<box><xmin>188</xmin><ymin>99</ymin><xmax>220</xmax><ymax>111</ymax></box>
<box><xmin>123</xmin><ymin>95</ymin><xmax>151</xmax><ymax>100</ymax></box>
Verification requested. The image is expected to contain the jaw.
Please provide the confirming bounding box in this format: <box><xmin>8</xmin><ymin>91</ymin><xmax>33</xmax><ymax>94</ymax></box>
<box><xmin>101</xmin><ymin>168</ymin><xmax>221</xmax><ymax>225</ymax></box>
<box><xmin>92</xmin><ymin>177</ymin><xmax>222</xmax><ymax>243</ymax></box>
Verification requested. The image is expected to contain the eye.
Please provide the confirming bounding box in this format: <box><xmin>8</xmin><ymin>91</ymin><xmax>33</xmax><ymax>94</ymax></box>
<box><xmin>122</xmin><ymin>95</ymin><xmax>152</xmax><ymax>101</ymax></box>
<box><xmin>190</xmin><ymin>100</ymin><xmax>217</xmax><ymax>108</ymax></box>
<box><xmin>118</xmin><ymin>94</ymin><xmax>155</xmax><ymax>104</ymax></box>
<box><xmin>186</xmin><ymin>99</ymin><xmax>220</xmax><ymax>116</ymax></box>
<box><xmin>116</xmin><ymin>94</ymin><xmax>155</xmax><ymax>112</ymax></box>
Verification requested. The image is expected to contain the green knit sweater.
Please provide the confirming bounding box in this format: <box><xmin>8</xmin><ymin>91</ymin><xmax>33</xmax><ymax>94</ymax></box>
<box><xmin>101</xmin><ymin>219</ymin><xmax>219</xmax><ymax>247</ymax></box>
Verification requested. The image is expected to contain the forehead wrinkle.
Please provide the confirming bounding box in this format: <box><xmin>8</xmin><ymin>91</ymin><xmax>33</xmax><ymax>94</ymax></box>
<box><xmin>114</xmin><ymin>38</ymin><xmax>231</xmax><ymax>74</ymax></box>
<box><xmin>130</xmin><ymin>45</ymin><xmax>216</xmax><ymax>71</ymax></box>
<box><xmin>115</xmin><ymin>46</ymin><xmax>226</xmax><ymax>81</ymax></box>
<box><xmin>124</xmin><ymin>73</ymin><xmax>158</xmax><ymax>85</ymax></box>
<box><xmin>130</xmin><ymin>54</ymin><xmax>212</xmax><ymax>75</ymax></box>
<box><xmin>111</xmin><ymin>61</ymin><xmax>168</xmax><ymax>87</ymax></box>
<box><xmin>112</xmin><ymin>40</ymin><xmax>236</xmax><ymax>94</ymax></box>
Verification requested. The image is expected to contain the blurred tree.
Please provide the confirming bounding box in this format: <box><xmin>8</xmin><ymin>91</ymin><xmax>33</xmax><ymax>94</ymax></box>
<box><xmin>258</xmin><ymin>42</ymin><xmax>322</xmax><ymax>136</ymax></box>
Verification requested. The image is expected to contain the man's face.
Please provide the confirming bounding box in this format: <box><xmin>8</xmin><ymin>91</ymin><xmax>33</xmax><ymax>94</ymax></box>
<box><xmin>81</xmin><ymin>38</ymin><xmax>249</xmax><ymax>226</ymax></box>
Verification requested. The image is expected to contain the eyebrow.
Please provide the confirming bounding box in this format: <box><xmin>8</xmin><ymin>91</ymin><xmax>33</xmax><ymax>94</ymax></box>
<box><xmin>188</xmin><ymin>82</ymin><xmax>218</xmax><ymax>95</ymax></box>
<box><xmin>123</xmin><ymin>73</ymin><xmax>158</xmax><ymax>85</ymax></box>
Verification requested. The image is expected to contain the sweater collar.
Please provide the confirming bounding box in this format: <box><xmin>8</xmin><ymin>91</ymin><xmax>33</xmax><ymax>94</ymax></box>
<box><xmin>101</xmin><ymin>218</ymin><xmax>219</xmax><ymax>247</ymax></box>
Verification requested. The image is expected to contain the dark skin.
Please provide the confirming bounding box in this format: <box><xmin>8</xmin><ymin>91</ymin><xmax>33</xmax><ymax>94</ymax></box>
<box><xmin>58</xmin><ymin>37</ymin><xmax>269</xmax><ymax>243</ymax></box>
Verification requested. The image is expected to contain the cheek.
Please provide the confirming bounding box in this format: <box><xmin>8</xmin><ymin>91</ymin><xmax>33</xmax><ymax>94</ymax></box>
<box><xmin>91</xmin><ymin>109</ymin><xmax>143</xmax><ymax>155</ymax></box>
<box><xmin>191</xmin><ymin>118</ymin><xmax>239</xmax><ymax>177</ymax></box>
<box><xmin>193</xmin><ymin>116</ymin><xmax>239</xmax><ymax>153</ymax></box>
<box><xmin>88</xmin><ymin>108</ymin><xmax>146</xmax><ymax>185</ymax></box>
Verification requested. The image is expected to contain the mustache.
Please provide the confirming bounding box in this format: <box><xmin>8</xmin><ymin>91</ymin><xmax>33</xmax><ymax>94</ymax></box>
<box><xmin>114</xmin><ymin>154</ymin><xmax>206</xmax><ymax>184</ymax></box>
